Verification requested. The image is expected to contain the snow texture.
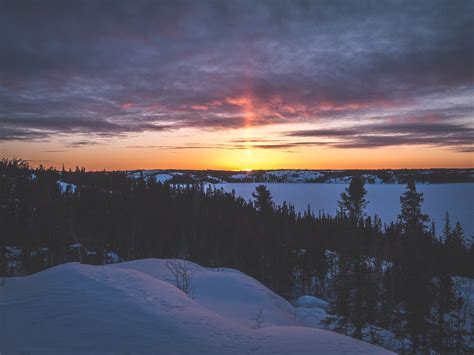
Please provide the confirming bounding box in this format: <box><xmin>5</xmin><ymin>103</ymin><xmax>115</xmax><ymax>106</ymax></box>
<box><xmin>0</xmin><ymin>259</ymin><xmax>393</xmax><ymax>354</ymax></box>
<box><xmin>57</xmin><ymin>181</ymin><xmax>77</xmax><ymax>194</ymax></box>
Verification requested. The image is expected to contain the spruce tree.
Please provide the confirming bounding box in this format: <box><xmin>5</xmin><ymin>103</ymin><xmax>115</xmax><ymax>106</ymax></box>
<box><xmin>397</xmin><ymin>180</ymin><xmax>434</xmax><ymax>352</ymax></box>
<box><xmin>442</xmin><ymin>212</ymin><xmax>451</xmax><ymax>241</ymax></box>
<box><xmin>252</xmin><ymin>185</ymin><xmax>273</xmax><ymax>212</ymax></box>
<box><xmin>445</xmin><ymin>222</ymin><xmax>466</xmax><ymax>274</ymax></box>
<box><xmin>450</xmin><ymin>222</ymin><xmax>465</xmax><ymax>249</ymax></box>
<box><xmin>398</xmin><ymin>180</ymin><xmax>429</xmax><ymax>232</ymax></box>
<box><xmin>338</xmin><ymin>175</ymin><xmax>368</xmax><ymax>221</ymax></box>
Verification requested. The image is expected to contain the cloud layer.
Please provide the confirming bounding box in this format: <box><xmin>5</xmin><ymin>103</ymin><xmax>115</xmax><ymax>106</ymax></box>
<box><xmin>0</xmin><ymin>0</ymin><xmax>473</xmax><ymax>152</ymax></box>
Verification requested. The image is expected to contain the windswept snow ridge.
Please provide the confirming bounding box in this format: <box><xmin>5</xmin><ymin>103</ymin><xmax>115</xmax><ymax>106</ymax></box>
<box><xmin>0</xmin><ymin>259</ymin><xmax>392</xmax><ymax>354</ymax></box>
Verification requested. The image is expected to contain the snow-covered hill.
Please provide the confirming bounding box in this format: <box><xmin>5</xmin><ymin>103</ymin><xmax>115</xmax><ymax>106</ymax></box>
<box><xmin>0</xmin><ymin>259</ymin><xmax>392</xmax><ymax>354</ymax></box>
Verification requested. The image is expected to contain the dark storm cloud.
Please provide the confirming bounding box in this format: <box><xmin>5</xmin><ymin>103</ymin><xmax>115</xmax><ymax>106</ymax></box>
<box><xmin>0</xmin><ymin>0</ymin><xmax>473</xmax><ymax>150</ymax></box>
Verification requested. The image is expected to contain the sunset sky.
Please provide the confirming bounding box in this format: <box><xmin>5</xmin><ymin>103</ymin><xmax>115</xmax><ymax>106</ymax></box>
<box><xmin>0</xmin><ymin>0</ymin><xmax>473</xmax><ymax>170</ymax></box>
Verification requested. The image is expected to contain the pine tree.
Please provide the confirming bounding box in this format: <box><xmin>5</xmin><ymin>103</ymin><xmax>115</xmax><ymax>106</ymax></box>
<box><xmin>349</xmin><ymin>258</ymin><xmax>369</xmax><ymax>340</ymax></box>
<box><xmin>442</xmin><ymin>212</ymin><xmax>451</xmax><ymax>238</ymax></box>
<box><xmin>338</xmin><ymin>175</ymin><xmax>368</xmax><ymax>221</ymax></box>
<box><xmin>450</xmin><ymin>222</ymin><xmax>465</xmax><ymax>249</ymax></box>
<box><xmin>398</xmin><ymin>180</ymin><xmax>429</xmax><ymax>232</ymax></box>
<box><xmin>252</xmin><ymin>185</ymin><xmax>273</xmax><ymax>212</ymax></box>
<box><xmin>397</xmin><ymin>180</ymin><xmax>433</xmax><ymax>352</ymax></box>
<box><xmin>445</xmin><ymin>222</ymin><xmax>466</xmax><ymax>275</ymax></box>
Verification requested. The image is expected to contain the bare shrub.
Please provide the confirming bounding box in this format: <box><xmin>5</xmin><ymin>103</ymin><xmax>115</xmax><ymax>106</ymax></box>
<box><xmin>252</xmin><ymin>307</ymin><xmax>265</xmax><ymax>329</ymax></box>
<box><xmin>166</xmin><ymin>259</ymin><xmax>195</xmax><ymax>298</ymax></box>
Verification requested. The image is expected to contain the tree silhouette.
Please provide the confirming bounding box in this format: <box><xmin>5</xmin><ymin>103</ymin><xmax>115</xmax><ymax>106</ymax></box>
<box><xmin>398</xmin><ymin>180</ymin><xmax>429</xmax><ymax>232</ymax></box>
<box><xmin>338</xmin><ymin>175</ymin><xmax>368</xmax><ymax>221</ymax></box>
<box><xmin>252</xmin><ymin>185</ymin><xmax>273</xmax><ymax>212</ymax></box>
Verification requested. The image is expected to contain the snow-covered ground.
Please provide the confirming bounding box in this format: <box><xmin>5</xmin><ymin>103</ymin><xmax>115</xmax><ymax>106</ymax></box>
<box><xmin>154</xmin><ymin>173</ymin><xmax>174</xmax><ymax>183</ymax></box>
<box><xmin>215</xmin><ymin>183</ymin><xmax>474</xmax><ymax>237</ymax></box>
<box><xmin>0</xmin><ymin>259</ymin><xmax>392</xmax><ymax>354</ymax></box>
<box><xmin>57</xmin><ymin>180</ymin><xmax>77</xmax><ymax>194</ymax></box>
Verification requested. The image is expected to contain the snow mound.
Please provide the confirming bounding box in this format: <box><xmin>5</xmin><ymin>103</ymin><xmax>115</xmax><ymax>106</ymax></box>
<box><xmin>114</xmin><ymin>259</ymin><xmax>299</xmax><ymax>327</ymax></box>
<box><xmin>57</xmin><ymin>181</ymin><xmax>77</xmax><ymax>194</ymax></box>
<box><xmin>295</xmin><ymin>295</ymin><xmax>329</xmax><ymax>309</ymax></box>
<box><xmin>127</xmin><ymin>171</ymin><xmax>181</xmax><ymax>182</ymax></box>
<box><xmin>154</xmin><ymin>173</ymin><xmax>174</xmax><ymax>183</ymax></box>
<box><xmin>0</xmin><ymin>259</ymin><xmax>393</xmax><ymax>354</ymax></box>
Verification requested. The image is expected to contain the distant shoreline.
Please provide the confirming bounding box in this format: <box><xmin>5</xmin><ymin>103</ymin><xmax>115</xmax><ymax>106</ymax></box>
<box><xmin>125</xmin><ymin>168</ymin><xmax>474</xmax><ymax>184</ymax></box>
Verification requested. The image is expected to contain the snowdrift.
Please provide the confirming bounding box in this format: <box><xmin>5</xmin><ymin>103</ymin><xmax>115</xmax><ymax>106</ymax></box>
<box><xmin>0</xmin><ymin>259</ymin><xmax>392</xmax><ymax>354</ymax></box>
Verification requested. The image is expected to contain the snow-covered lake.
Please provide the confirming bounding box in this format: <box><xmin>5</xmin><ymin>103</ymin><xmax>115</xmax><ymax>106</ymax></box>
<box><xmin>215</xmin><ymin>183</ymin><xmax>474</xmax><ymax>237</ymax></box>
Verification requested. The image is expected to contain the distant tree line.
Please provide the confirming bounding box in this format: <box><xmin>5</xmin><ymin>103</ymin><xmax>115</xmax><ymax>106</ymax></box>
<box><xmin>157</xmin><ymin>168</ymin><xmax>474</xmax><ymax>184</ymax></box>
<box><xmin>0</xmin><ymin>158</ymin><xmax>473</xmax><ymax>352</ymax></box>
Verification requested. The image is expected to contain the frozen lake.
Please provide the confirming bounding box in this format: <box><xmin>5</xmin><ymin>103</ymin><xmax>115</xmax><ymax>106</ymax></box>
<box><xmin>215</xmin><ymin>183</ymin><xmax>474</xmax><ymax>237</ymax></box>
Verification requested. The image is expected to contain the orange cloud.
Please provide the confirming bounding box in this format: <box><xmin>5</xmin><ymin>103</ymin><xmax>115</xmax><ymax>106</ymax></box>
<box><xmin>226</xmin><ymin>96</ymin><xmax>253</xmax><ymax>107</ymax></box>
<box><xmin>318</xmin><ymin>101</ymin><xmax>367</xmax><ymax>112</ymax></box>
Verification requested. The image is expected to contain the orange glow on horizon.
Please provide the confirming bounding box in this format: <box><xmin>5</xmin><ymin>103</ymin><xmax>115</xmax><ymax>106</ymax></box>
<box><xmin>2</xmin><ymin>137</ymin><xmax>473</xmax><ymax>172</ymax></box>
<box><xmin>1</xmin><ymin>121</ymin><xmax>472</xmax><ymax>172</ymax></box>
<box><xmin>10</xmin><ymin>151</ymin><xmax>473</xmax><ymax>172</ymax></box>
